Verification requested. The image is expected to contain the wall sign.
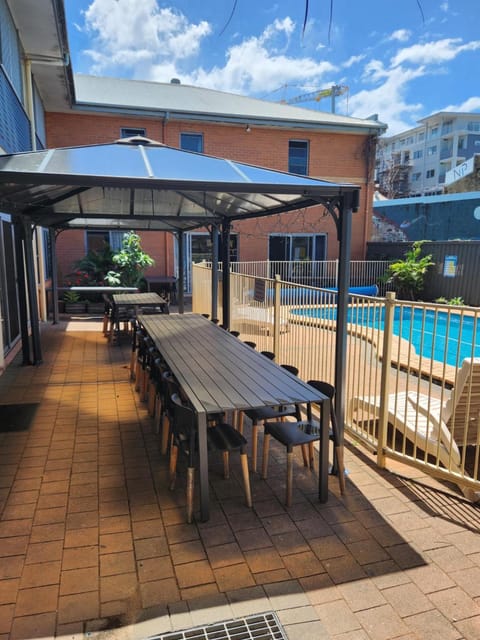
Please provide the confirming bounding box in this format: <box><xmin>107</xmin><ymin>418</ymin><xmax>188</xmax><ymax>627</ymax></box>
<box><xmin>443</xmin><ymin>255</ymin><xmax>457</xmax><ymax>277</ymax></box>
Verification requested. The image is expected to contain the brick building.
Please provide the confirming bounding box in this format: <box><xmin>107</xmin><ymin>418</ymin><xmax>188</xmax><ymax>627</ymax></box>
<box><xmin>48</xmin><ymin>75</ymin><xmax>386</xmax><ymax>291</ymax></box>
<box><xmin>0</xmin><ymin>0</ymin><xmax>385</xmax><ymax>364</ymax></box>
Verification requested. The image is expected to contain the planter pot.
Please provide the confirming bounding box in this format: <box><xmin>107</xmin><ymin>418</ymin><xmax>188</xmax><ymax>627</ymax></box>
<box><xmin>86</xmin><ymin>302</ymin><xmax>105</xmax><ymax>314</ymax></box>
<box><xmin>65</xmin><ymin>302</ymin><xmax>87</xmax><ymax>314</ymax></box>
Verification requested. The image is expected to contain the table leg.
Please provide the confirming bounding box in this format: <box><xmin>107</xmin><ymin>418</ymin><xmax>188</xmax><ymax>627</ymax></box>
<box><xmin>318</xmin><ymin>397</ymin><xmax>330</xmax><ymax>503</ymax></box>
<box><xmin>197</xmin><ymin>411</ymin><xmax>210</xmax><ymax>521</ymax></box>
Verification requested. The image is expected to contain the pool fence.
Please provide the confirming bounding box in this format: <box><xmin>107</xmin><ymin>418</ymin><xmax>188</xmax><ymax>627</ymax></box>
<box><xmin>192</xmin><ymin>261</ymin><xmax>480</xmax><ymax>501</ymax></box>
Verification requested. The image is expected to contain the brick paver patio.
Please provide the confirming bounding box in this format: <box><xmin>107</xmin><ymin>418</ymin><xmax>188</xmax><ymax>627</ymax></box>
<box><xmin>0</xmin><ymin>316</ymin><xmax>480</xmax><ymax>640</ymax></box>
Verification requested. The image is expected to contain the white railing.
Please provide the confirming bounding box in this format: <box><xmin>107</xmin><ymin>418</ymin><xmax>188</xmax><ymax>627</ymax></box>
<box><xmin>192</xmin><ymin>262</ymin><xmax>480</xmax><ymax>500</ymax></box>
<box><xmin>199</xmin><ymin>260</ymin><xmax>392</xmax><ymax>295</ymax></box>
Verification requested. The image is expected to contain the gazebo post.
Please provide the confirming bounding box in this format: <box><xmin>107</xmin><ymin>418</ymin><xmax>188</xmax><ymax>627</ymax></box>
<box><xmin>50</xmin><ymin>228</ymin><xmax>59</xmax><ymax>324</ymax></box>
<box><xmin>177</xmin><ymin>231</ymin><xmax>185</xmax><ymax>313</ymax></box>
<box><xmin>13</xmin><ymin>219</ymin><xmax>31</xmax><ymax>365</ymax></box>
<box><xmin>334</xmin><ymin>191</ymin><xmax>358</xmax><ymax>445</ymax></box>
<box><xmin>221</xmin><ymin>219</ymin><xmax>231</xmax><ymax>330</ymax></box>
<box><xmin>211</xmin><ymin>225</ymin><xmax>219</xmax><ymax>322</ymax></box>
<box><xmin>23</xmin><ymin>220</ymin><xmax>43</xmax><ymax>364</ymax></box>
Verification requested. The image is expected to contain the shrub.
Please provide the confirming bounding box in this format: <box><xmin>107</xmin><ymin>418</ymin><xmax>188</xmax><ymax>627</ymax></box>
<box><xmin>382</xmin><ymin>241</ymin><xmax>434</xmax><ymax>300</ymax></box>
<box><xmin>104</xmin><ymin>231</ymin><xmax>154</xmax><ymax>288</ymax></box>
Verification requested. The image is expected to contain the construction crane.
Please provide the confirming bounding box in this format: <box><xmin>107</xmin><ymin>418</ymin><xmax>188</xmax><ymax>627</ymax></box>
<box><xmin>280</xmin><ymin>84</ymin><xmax>349</xmax><ymax>114</ymax></box>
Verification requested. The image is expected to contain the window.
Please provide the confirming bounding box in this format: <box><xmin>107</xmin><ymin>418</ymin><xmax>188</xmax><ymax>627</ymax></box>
<box><xmin>0</xmin><ymin>0</ymin><xmax>23</xmax><ymax>99</ymax></box>
<box><xmin>413</xmin><ymin>150</ymin><xmax>423</xmax><ymax>159</ymax></box>
<box><xmin>426</xmin><ymin>169</ymin><xmax>435</xmax><ymax>179</ymax></box>
<box><xmin>269</xmin><ymin>234</ymin><xmax>326</xmax><ymax>262</ymax></box>
<box><xmin>458</xmin><ymin>136</ymin><xmax>466</xmax><ymax>150</ymax></box>
<box><xmin>467</xmin><ymin>121</ymin><xmax>480</xmax><ymax>132</ymax></box>
<box><xmin>429</xmin><ymin>126</ymin><xmax>439</xmax><ymax>138</ymax></box>
<box><xmin>86</xmin><ymin>230</ymin><xmax>125</xmax><ymax>254</ymax></box>
<box><xmin>180</xmin><ymin>133</ymin><xmax>204</xmax><ymax>153</ymax></box>
<box><xmin>412</xmin><ymin>172</ymin><xmax>421</xmax><ymax>182</ymax></box>
<box><xmin>418</xmin><ymin>132</ymin><xmax>425</xmax><ymax>142</ymax></box>
<box><xmin>427</xmin><ymin>145</ymin><xmax>437</xmax><ymax>156</ymax></box>
<box><xmin>288</xmin><ymin>140</ymin><xmax>309</xmax><ymax>175</ymax></box>
<box><xmin>120</xmin><ymin>127</ymin><xmax>146</xmax><ymax>138</ymax></box>
<box><xmin>441</xmin><ymin>120</ymin><xmax>453</xmax><ymax>135</ymax></box>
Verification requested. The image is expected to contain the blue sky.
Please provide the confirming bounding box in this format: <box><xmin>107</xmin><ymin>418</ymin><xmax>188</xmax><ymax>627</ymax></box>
<box><xmin>64</xmin><ymin>0</ymin><xmax>480</xmax><ymax>135</ymax></box>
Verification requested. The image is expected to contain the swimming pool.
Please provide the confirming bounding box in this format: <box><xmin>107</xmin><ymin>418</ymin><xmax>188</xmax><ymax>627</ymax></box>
<box><xmin>291</xmin><ymin>305</ymin><xmax>480</xmax><ymax>367</ymax></box>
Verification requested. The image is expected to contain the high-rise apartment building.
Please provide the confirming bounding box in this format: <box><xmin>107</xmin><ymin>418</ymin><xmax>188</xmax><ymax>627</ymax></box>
<box><xmin>376</xmin><ymin>111</ymin><xmax>480</xmax><ymax>198</ymax></box>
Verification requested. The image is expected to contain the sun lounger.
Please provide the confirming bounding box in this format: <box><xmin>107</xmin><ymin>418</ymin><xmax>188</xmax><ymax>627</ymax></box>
<box><xmin>233</xmin><ymin>305</ymin><xmax>289</xmax><ymax>334</ymax></box>
<box><xmin>349</xmin><ymin>358</ymin><xmax>480</xmax><ymax>501</ymax></box>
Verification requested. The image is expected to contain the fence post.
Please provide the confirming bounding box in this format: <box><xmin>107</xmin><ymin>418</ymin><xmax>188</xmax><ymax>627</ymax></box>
<box><xmin>273</xmin><ymin>275</ymin><xmax>281</xmax><ymax>356</ymax></box>
<box><xmin>377</xmin><ymin>291</ymin><xmax>395</xmax><ymax>468</ymax></box>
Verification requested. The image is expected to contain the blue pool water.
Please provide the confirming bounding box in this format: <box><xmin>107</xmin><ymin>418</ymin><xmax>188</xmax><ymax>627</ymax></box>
<box><xmin>291</xmin><ymin>306</ymin><xmax>480</xmax><ymax>366</ymax></box>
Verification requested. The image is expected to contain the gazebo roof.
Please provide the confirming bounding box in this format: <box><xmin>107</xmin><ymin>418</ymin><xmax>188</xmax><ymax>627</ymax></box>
<box><xmin>0</xmin><ymin>137</ymin><xmax>359</xmax><ymax>231</ymax></box>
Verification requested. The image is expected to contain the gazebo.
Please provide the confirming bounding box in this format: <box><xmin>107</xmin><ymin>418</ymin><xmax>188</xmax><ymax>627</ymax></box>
<box><xmin>0</xmin><ymin>136</ymin><xmax>359</xmax><ymax>437</ymax></box>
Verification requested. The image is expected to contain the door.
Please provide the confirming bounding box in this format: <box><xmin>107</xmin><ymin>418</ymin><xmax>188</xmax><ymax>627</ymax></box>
<box><xmin>183</xmin><ymin>232</ymin><xmax>238</xmax><ymax>293</ymax></box>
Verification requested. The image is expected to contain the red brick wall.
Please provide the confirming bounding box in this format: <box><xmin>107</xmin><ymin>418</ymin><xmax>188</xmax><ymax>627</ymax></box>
<box><xmin>46</xmin><ymin>111</ymin><xmax>374</xmax><ymax>279</ymax></box>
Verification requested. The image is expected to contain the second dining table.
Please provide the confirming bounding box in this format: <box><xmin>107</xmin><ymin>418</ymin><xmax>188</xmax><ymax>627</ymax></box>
<box><xmin>109</xmin><ymin>292</ymin><xmax>169</xmax><ymax>340</ymax></box>
<box><xmin>137</xmin><ymin>312</ymin><xmax>330</xmax><ymax>521</ymax></box>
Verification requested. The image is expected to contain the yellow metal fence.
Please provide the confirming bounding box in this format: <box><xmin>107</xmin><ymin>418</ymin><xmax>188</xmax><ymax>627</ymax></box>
<box><xmin>192</xmin><ymin>263</ymin><xmax>480</xmax><ymax>500</ymax></box>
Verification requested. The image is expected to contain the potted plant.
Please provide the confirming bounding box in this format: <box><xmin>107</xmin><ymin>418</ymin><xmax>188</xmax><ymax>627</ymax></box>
<box><xmin>63</xmin><ymin>290</ymin><xmax>86</xmax><ymax>314</ymax></box>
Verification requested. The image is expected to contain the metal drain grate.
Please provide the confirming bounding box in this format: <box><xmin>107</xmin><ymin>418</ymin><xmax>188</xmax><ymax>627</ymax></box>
<box><xmin>148</xmin><ymin>612</ymin><xmax>288</xmax><ymax>640</ymax></box>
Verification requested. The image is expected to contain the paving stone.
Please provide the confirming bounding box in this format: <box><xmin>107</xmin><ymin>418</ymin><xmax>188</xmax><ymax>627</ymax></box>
<box><xmin>428</xmin><ymin>586</ymin><xmax>480</xmax><ymax>622</ymax></box>
<box><xmin>454</xmin><ymin>615</ymin><xmax>480</xmax><ymax>640</ymax></box>
<box><xmin>339</xmin><ymin>578</ymin><xmax>387</xmax><ymax>612</ymax></box>
<box><xmin>282</xmin><ymin>619</ymin><xmax>330</xmax><ymax>640</ymax></box>
<box><xmin>314</xmin><ymin>599</ymin><xmax>361</xmax><ymax>635</ymax></box>
<box><xmin>355</xmin><ymin>603</ymin><xmax>410</xmax><ymax>640</ymax></box>
<box><xmin>406</xmin><ymin>563</ymin><xmax>455</xmax><ymax>594</ymax></box>
<box><xmin>381</xmin><ymin>582</ymin><xmax>434</xmax><ymax>618</ymax></box>
<box><xmin>175</xmin><ymin>560</ymin><xmax>215</xmax><ymax>589</ymax></box>
<box><xmin>403</xmin><ymin>609</ymin><xmax>462</xmax><ymax>640</ymax></box>
<box><xmin>226</xmin><ymin>585</ymin><xmax>271</xmax><ymax>617</ymax></box>
<box><xmin>9</xmin><ymin>612</ymin><xmax>57</xmax><ymax>640</ymax></box>
<box><xmin>264</xmin><ymin>579</ymin><xmax>310</xmax><ymax>610</ymax></box>
<box><xmin>323</xmin><ymin>553</ymin><xmax>367</xmax><ymax>584</ymax></box>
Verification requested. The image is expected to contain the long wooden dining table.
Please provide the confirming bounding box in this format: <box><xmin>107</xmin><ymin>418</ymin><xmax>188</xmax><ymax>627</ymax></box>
<box><xmin>136</xmin><ymin>312</ymin><xmax>330</xmax><ymax>521</ymax></box>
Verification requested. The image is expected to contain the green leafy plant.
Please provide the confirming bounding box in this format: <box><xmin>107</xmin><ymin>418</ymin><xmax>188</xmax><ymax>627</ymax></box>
<box><xmin>448</xmin><ymin>296</ymin><xmax>465</xmax><ymax>306</ymax></box>
<box><xmin>73</xmin><ymin>245</ymin><xmax>115</xmax><ymax>284</ymax></box>
<box><xmin>104</xmin><ymin>231</ymin><xmax>154</xmax><ymax>287</ymax></box>
<box><xmin>63</xmin><ymin>290</ymin><xmax>81</xmax><ymax>303</ymax></box>
<box><xmin>436</xmin><ymin>296</ymin><xmax>464</xmax><ymax>306</ymax></box>
<box><xmin>382</xmin><ymin>241</ymin><xmax>434</xmax><ymax>300</ymax></box>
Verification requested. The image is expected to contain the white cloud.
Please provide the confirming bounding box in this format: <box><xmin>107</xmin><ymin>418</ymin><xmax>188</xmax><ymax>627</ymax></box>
<box><xmin>343</xmin><ymin>54</ymin><xmax>365</xmax><ymax>68</ymax></box>
<box><xmin>348</xmin><ymin>62</ymin><xmax>426</xmax><ymax>134</ymax></box>
<box><xmin>389</xmin><ymin>29</ymin><xmax>411</xmax><ymax>43</ymax></box>
<box><xmin>151</xmin><ymin>18</ymin><xmax>337</xmax><ymax>94</ymax></box>
<box><xmin>82</xmin><ymin>0</ymin><xmax>211</xmax><ymax>74</ymax></box>
<box><xmin>391</xmin><ymin>38</ymin><xmax>480</xmax><ymax>67</ymax></box>
<box><xmin>80</xmin><ymin>2</ymin><xmax>335</xmax><ymax>93</ymax></box>
<box><xmin>441</xmin><ymin>96</ymin><xmax>480</xmax><ymax>113</ymax></box>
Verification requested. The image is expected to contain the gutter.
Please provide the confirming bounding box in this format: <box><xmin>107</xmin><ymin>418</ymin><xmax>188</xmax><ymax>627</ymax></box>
<box><xmin>72</xmin><ymin>102</ymin><xmax>387</xmax><ymax>136</ymax></box>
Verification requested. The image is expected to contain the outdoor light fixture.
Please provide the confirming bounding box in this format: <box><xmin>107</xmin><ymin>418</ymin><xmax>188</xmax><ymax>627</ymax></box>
<box><xmin>245</xmin><ymin>125</ymin><xmax>251</xmax><ymax>133</ymax></box>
